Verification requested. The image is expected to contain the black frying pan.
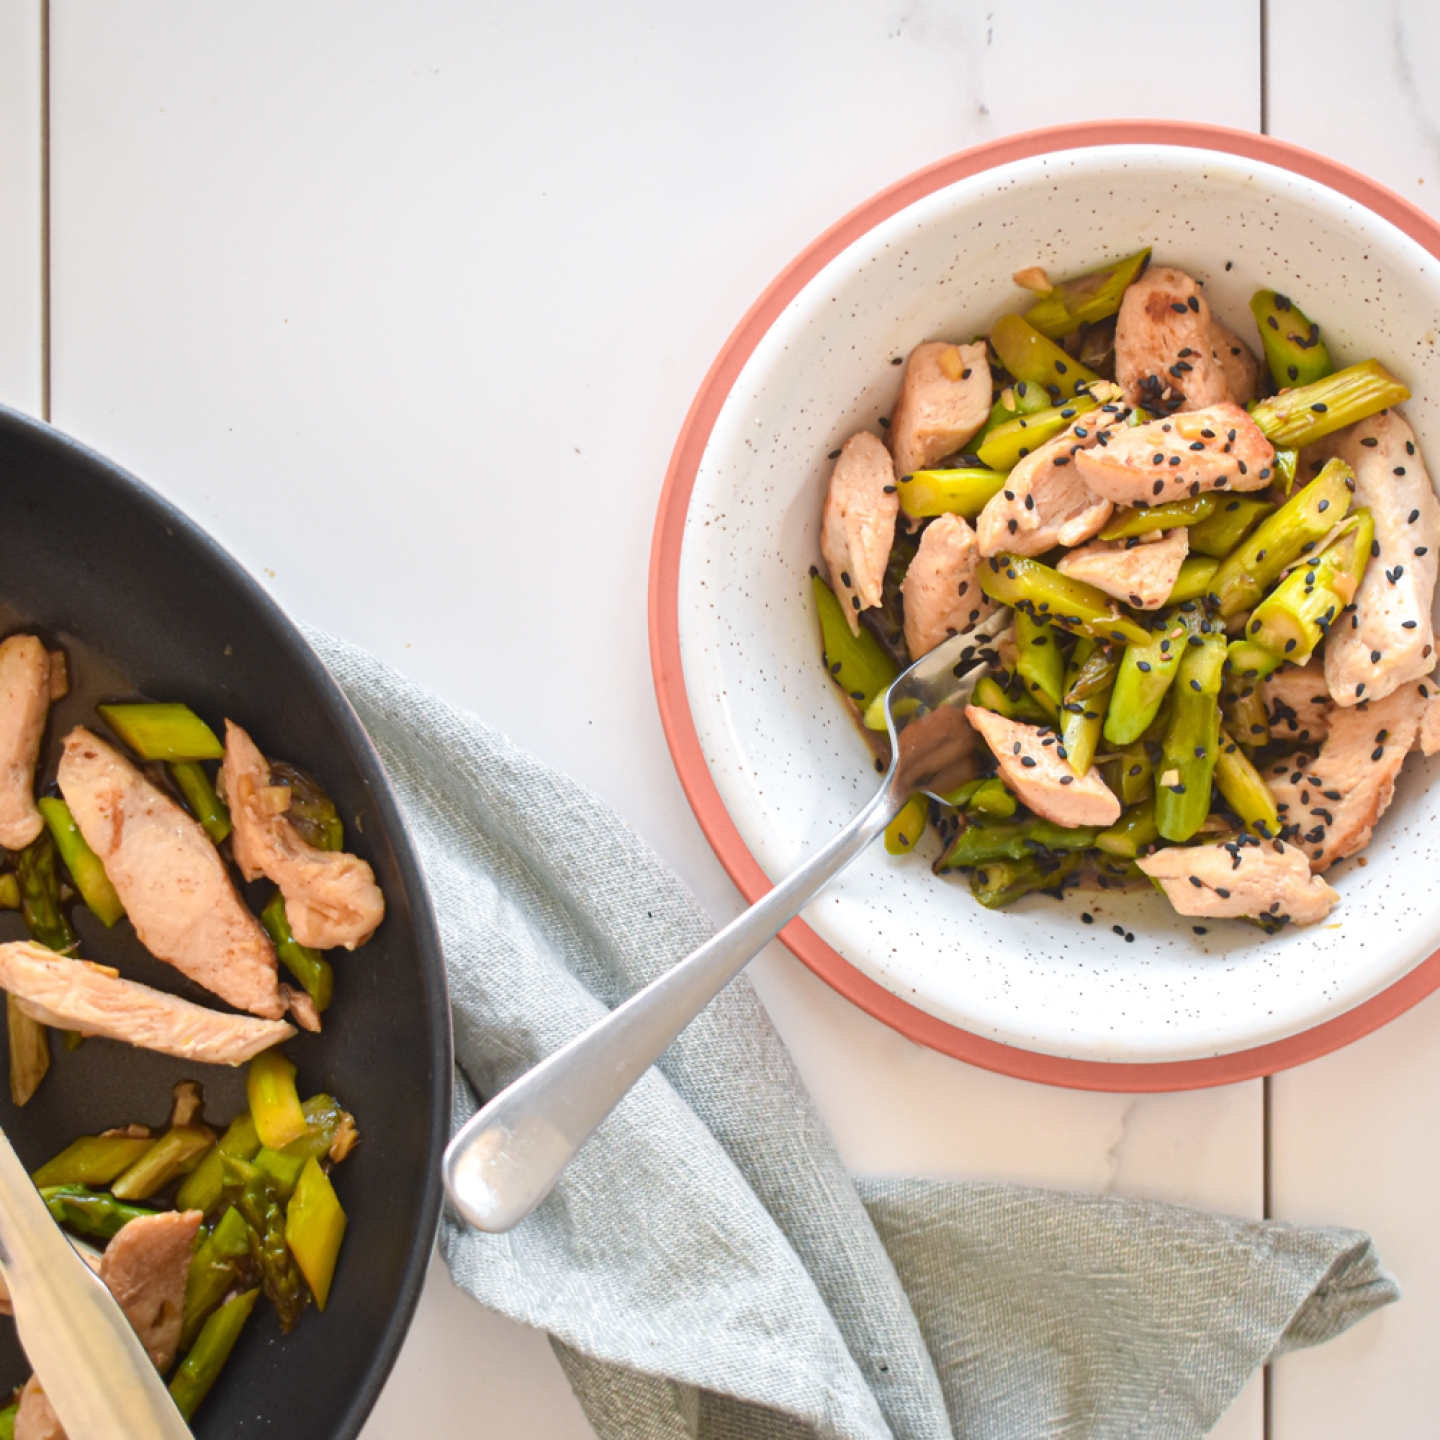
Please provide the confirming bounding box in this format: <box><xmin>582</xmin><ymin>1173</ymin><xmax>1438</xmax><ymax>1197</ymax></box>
<box><xmin>0</xmin><ymin>403</ymin><xmax>452</xmax><ymax>1436</ymax></box>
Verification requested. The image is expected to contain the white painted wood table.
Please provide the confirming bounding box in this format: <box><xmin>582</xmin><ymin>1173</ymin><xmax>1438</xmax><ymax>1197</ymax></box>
<box><xmin>1</xmin><ymin>3</ymin><xmax>1438</xmax><ymax>1435</ymax></box>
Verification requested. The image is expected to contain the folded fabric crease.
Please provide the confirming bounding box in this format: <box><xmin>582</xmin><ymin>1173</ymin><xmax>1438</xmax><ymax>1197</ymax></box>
<box><xmin>310</xmin><ymin>628</ymin><xmax>1397</xmax><ymax>1440</ymax></box>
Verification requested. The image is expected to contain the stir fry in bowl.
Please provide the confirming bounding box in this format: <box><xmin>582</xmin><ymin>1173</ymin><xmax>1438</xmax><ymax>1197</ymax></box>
<box><xmin>0</xmin><ymin>638</ymin><xmax>384</xmax><ymax>1429</ymax></box>
<box><xmin>814</xmin><ymin>250</ymin><xmax>1440</xmax><ymax>931</ymax></box>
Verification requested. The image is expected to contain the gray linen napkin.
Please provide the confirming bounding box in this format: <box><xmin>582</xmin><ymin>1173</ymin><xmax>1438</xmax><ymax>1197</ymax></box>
<box><xmin>309</xmin><ymin>630</ymin><xmax>1397</xmax><ymax>1440</ymax></box>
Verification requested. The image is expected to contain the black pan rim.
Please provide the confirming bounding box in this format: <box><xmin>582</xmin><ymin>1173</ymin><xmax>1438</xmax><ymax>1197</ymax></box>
<box><xmin>0</xmin><ymin>399</ymin><xmax>454</xmax><ymax>1438</ymax></box>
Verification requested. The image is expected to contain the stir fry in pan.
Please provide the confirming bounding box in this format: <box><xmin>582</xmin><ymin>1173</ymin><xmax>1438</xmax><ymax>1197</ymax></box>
<box><xmin>0</xmin><ymin>650</ymin><xmax>385</xmax><ymax>1427</ymax></box>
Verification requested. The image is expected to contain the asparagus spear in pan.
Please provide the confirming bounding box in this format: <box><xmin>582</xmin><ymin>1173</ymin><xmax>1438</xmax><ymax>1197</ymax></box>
<box><xmin>169</xmin><ymin>1287</ymin><xmax>260</xmax><ymax>1420</ymax></box>
<box><xmin>31</xmin><ymin>1133</ymin><xmax>154</xmax><ymax>1188</ymax></box>
<box><xmin>171</xmin><ymin>760</ymin><xmax>232</xmax><ymax>844</ymax></box>
<box><xmin>222</xmin><ymin>1156</ymin><xmax>306</xmax><ymax>1333</ymax></box>
<box><xmin>260</xmin><ymin>891</ymin><xmax>334</xmax><ymax>1015</ymax></box>
<box><xmin>37</xmin><ymin>796</ymin><xmax>124</xmax><ymax>926</ymax></box>
<box><xmin>38</xmin><ymin>1185</ymin><xmax>159</xmax><ymax>1241</ymax></box>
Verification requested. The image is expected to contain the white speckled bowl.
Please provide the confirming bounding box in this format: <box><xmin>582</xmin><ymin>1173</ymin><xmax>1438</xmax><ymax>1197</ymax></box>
<box><xmin>650</xmin><ymin>122</ymin><xmax>1440</xmax><ymax>1089</ymax></box>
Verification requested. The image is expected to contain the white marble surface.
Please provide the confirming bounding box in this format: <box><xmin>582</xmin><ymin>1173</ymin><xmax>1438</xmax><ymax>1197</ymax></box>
<box><xmin>6</xmin><ymin>1</ymin><xmax>1439</xmax><ymax>1435</ymax></box>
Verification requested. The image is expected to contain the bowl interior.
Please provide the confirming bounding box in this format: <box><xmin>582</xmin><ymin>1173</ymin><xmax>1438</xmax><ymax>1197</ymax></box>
<box><xmin>0</xmin><ymin>409</ymin><xmax>450</xmax><ymax>1436</ymax></box>
<box><xmin>678</xmin><ymin>142</ymin><xmax>1440</xmax><ymax>1064</ymax></box>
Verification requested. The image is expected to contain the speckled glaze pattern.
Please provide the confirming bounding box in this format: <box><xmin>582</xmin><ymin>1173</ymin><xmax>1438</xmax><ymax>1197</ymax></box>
<box><xmin>676</xmin><ymin>142</ymin><xmax>1440</xmax><ymax>1065</ymax></box>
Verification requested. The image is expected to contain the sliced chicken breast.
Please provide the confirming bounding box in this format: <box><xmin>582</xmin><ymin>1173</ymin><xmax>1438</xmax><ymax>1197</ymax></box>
<box><xmin>820</xmin><ymin>431</ymin><xmax>900</xmax><ymax>634</ymax></box>
<box><xmin>14</xmin><ymin>1211</ymin><xmax>202</xmax><ymax>1436</ymax></box>
<box><xmin>1137</xmin><ymin>836</ymin><xmax>1339</xmax><ymax>926</ymax></box>
<box><xmin>58</xmin><ymin>728</ymin><xmax>284</xmax><ymax>1019</ymax></box>
<box><xmin>889</xmin><ymin>341</ymin><xmax>991</xmax><ymax>478</ymax></box>
<box><xmin>1420</xmin><ymin>687</ymin><xmax>1440</xmax><ymax>756</ymax></box>
<box><xmin>99</xmin><ymin>1209</ymin><xmax>203</xmax><ymax>1372</ymax></box>
<box><xmin>1056</xmin><ymin>527</ymin><xmax>1189</xmax><ymax>610</ymax></box>
<box><xmin>1114</xmin><ymin>266</ymin><xmax>1236</xmax><ymax>413</ymax></box>
<box><xmin>224</xmin><ymin>722</ymin><xmax>385</xmax><ymax>951</ymax></box>
<box><xmin>1320</xmin><ymin>410</ymin><xmax>1440</xmax><ymax>706</ymax></box>
<box><xmin>974</xmin><ymin>409</ymin><xmax>1115</xmax><ymax>558</ymax></box>
<box><xmin>0</xmin><ymin>635</ymin><xmax>52</xmax><ymax>851</ymax></box>
<box><xmin>899</xmin><ymin>513</ymin><xmax>995</xmax><ymax>659</ymax></box>
<box><xmin>963</xmin><ymin>706</ymin><xmax>1121</xmax><ymax>828</ymax></box>
<box><xmin>1268</xmin><ymin>681</ymin><xmax>1428</xmax><ymax>871</ymax></box>
<box><xmin>1209</xmin><ymin>319</ymin><xmax>1262</xmax><ymax>408</ymax></box>
<box><xmin>1073</xmin><ymin>404</ymin><xmax>1275</xmax><ymax>506</ymax></box>
<box><xmin>0</xmin><ymin>942</ymin><xmax>294</xmax><ymax>1064</ymax></box>
<box><xmin>1263</xmin><ymin>661</ymin><xmax>1333</xmax><ymax>749</ymax></box>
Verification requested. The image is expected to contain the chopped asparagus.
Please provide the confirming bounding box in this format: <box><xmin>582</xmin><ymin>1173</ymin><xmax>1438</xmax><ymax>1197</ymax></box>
<box><xmin>0</xmin><ymin>874</ymin><xmax>17</xmax><ymax>910</ymax></box>
<box><xmin>1166</xmin><ymin>556</ymin><xmax>1221</xmax><ymax>605</ymax></box>
<box><xmin>1226</xmin><ymin>638</ymin><xmax>1286</xmax><ymax>681</ymax></box>
<box><xmin>1214</xmin><ymin>732</ymin><xmax>1281</xmax><ymax>838</ymax></box>
<box><xmin>1059</xmin><ymin>638</ymin><xmax>1117</xmax><ymax>776</ymax></box>
<box><xmin>1245</xmin><ymin>509</ymin><xmax>1373</xmax><ymax>663</ymax></box>
<box><xmin>1154</xmin><ymin>629</ymin><xmax>1227</xmax><ymax>843</ymax></box>
<box><xmin>260</xmin><ymin>891</ymin><xmax>334</xmax><ymax>1014</ymax></box>
<box><xmin>170</xmin><ymin>760</ymin><xmax>232</xmax><ymax>844</ymax></box>
<box><xmin>110</xmin><ymin>1125</ymin><xmax>214</xmax><ymax>1202</ymax></box>
<box><xmin>39</xmin><ymin>1185</ymin><xmax>159</xmax><ymax>1241</ymax></box>
<box><xmin>971</xmin><ymin>851</ymin><xmax>1084</xmax><ymax>908</ymax></box>
<box><xmin>1249</xmin><ymin>290</ymin><xmax>1333</xmax><ymax>389</ymax></box>
<box><xmin>979</xmin><ymin>554</ymin><xmax>1150</xmax><ymax>646</ymax></box>
<box><xmin>169</xmin><ymin>1287</ymin><xmax>260</xmax><ymax>1420</ymax></box>
<box><xmin>1022</xmin><ymin>248</ymin><xmax>1152</xmax><ymax>338</ymax></box>
<box><xmin>176</xmin><ymin>1113</ymin><xmax>261</xmax><ymax>1217</ymax></box>
<box><xmin>1015</xmin><ymin>610</ymin><xmax>1066</xmax><ymax>714</ymax></box>
<box><xmin>936</xmin><ymin>818</ymin><xmax>1103</xmax><ymax>870</ymax></box>
<box><xmin>1248</xmin><ymin>358</ymin><xmax>1409</xmax><ymax>449</ymax></box>
<box><xmin>1102</xmin><ymin>614</ymin><xmax>1192</xmax><ymax>747</ymax></box>
<box><xmin>285</xmin><ymin>1156</ymin><xmax>348</xmax><ymax>1311</ymax></box>
<box><xmin>37</xmin><ymin>796</ymin><xmax>125</xmax><ymax>927</ymax></box>
<box><xmin>97</xmin><ymin>703</ymin><xmax>224</xmax><ymax>761</ymax></box>
<box><xmin>1110</xmin><ymin>739</ymin><xmax>1155</xmax><ymax>806</ymax></box>
<box><xmin>17</xmin><ymin>830</ymin><xmax>76</xmax><ymax>954</ymax></box>
<box><xmin>7</xmin><ymin>997</ymin><xmax>48</xmax><ymax>1107</ymax></box>
<box><xmin>223</xmin><ymin>1156</ymin><xmax>307</xmax><ymax>1332</ymax></box>
<box><xmin>812</xmin><ymin>572</ymin><xmax>898</xmax><ymax>710</ymax></box>
<box><xmin>1187</xmin><ymin>495</ymin><xmax>1274</xmax><ymax>559</ymax></box>
<box><xmin>884</xmin><ymin>794</ymin><xmax>930</xmax><ymax>855</ymax></box>
<box><xmin>989</xmin><ymin>314</ymin><xmax>1103</xmax><ymax>400</ymax></box>
<box><xmin>1098</xmin><ymin>494</ymin><xmax>1217</xmax><ymax>541</ymax></box>
<box><xmin>896</xmin><ymin>468</ymin><xmax>1007</xmax><ymax>520</ymax></box>
<box><xmin>32</xmin><ymin>1133</ymin><xmax>154</xmax><ymax>1188</ymax></box>
<box><xmin>974</xmin><ymin>402</ymin><xmax>1082</xmax><ymax>472</ymax></box>
<box><xmin>1207</xmin><ymin>459</ymin><xmax>1354</xmax><ymax>616</ymax></box>
<box><xmin>1093</xmin><ymin>799</ymin><xmax>1160</xmax><ymax>859</ymax></box>
<box><xmin>247</xmin><ymin>1050</ymin><xmax>310</xmax><ymax>1151</ymax></box>
<box><xmin>181</xmin><ymin>1204</ymin><xmax>251</xmax><ymax>1353</ymax></box>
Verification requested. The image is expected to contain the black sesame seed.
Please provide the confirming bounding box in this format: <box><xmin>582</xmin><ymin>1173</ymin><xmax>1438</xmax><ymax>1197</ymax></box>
<box><xmin>1186</xmin><ymin>295</ymin><xmax>1200</xmax><ymax>312</ymax></box>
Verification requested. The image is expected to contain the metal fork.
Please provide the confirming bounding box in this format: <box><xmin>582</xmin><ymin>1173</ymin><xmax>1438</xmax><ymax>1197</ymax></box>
<box><xmin>442</xmin><ymin>611</ymin><xmax>1010</xmax><ymax>1233</ymax></box>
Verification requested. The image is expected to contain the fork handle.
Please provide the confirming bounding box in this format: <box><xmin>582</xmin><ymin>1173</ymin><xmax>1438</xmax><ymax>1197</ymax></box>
<box><xmin>442</xmin><ymin>765</ymin><xmax>904</xmax><ymax>1232</ymax></box>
